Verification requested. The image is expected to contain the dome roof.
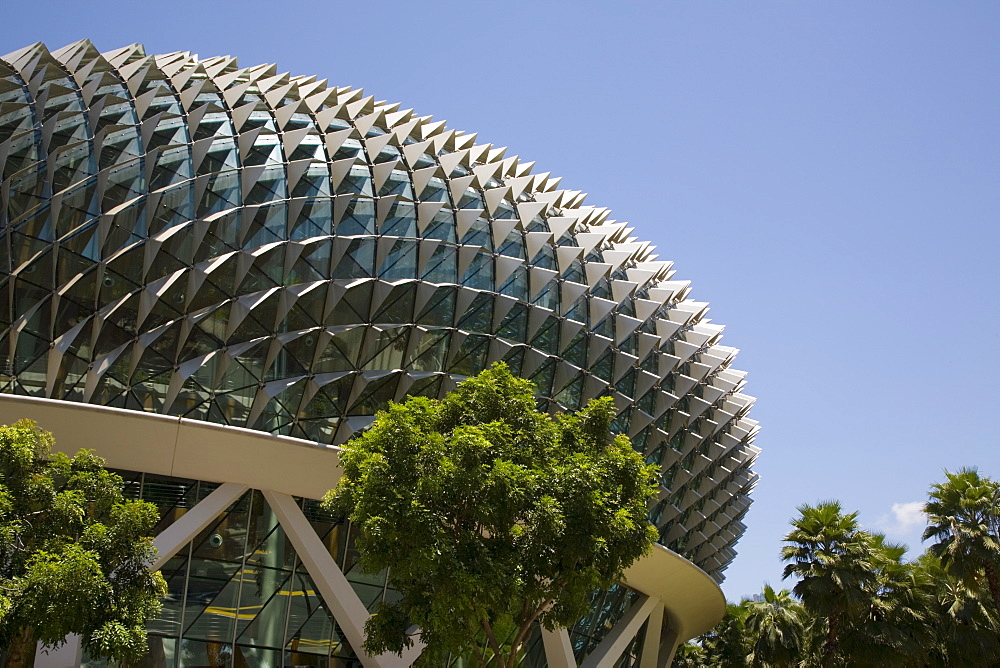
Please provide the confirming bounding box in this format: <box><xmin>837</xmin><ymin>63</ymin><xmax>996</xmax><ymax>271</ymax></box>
<box><xmin>0</xmin><ymin>40</ymin><xmax>758</xmax><ymax>580</ymax></box>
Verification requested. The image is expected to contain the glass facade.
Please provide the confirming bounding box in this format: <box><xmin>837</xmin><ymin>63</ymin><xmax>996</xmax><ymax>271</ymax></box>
<box><xmin>81</xmin><ymin>472</ymin><xmax>644</xmax><ymax>668</ymax></box>
<box><xmin>85</xmin><ymin>474</ymin><xmax>380</xmax><ymax>667</ymax></box>
<box><xmin>570</xmin><ymin>585</ymin><xmax>642</xmax><ymax>663</ymax></box>
<box><xmin>141</xmin><ymin>492</ymin><xmax>373</xmax><ymax>668</ymax></box>
<box><xmin>0</xmin><ymin>39</ymin><xmax>757</xmax><ymax>581</ymax></box>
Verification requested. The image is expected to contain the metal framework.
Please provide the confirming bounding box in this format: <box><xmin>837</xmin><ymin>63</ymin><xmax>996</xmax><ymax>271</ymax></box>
<box><xmin>0</xmin><ymin>38</ymin><xmax>760</xmax><ymax>667</ymax></box>
<box><xmin>24</xmin><ymin>464</ymin><xmax>712</xmax><ymax>668</ymax></box>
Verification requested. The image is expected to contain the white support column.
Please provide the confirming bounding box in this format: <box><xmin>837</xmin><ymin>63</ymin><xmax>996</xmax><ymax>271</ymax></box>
<box><xmin>541</xmin><ymin>627</ymin><xmax>576</xmax><ymax>668</ymax></box>
<box><xmin>34</xmin><ymin>635</ymin><xmax>82</xmax><ymax>668</ymax></box>
<box><xmin>638</xmin><ymin>602</ymin><xmax>663</xmax><ymax>668</ymax></box>
<box><xmin>152</xmin><ymin>482</ymin><xmax>248</xmax><ymax>569</ymax></box>
<box><xmin>262</xmin><ymin>490</ymin><xmax>424</xmax><ymax>668</ymax></box>
<box><xmin>580</xmin><ymin>594</ymin><xmax>657</xmax><ymax>668</ymax></box>
<box><xmin>657</xmin><ymin>625</ymin><xmax>683</xmax><ymax>668</ymax></box>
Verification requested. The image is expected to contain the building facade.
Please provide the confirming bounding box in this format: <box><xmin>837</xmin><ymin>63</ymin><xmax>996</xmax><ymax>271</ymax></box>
<box><xmin>0</xmin><ymin>40</ymin><xmax>758</xmax><ymax>667</ymax></box>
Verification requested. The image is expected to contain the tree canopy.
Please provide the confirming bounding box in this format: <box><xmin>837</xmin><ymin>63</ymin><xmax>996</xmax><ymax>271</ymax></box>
<box><xmin>780</xmin><ymin>501</ymin><xmax>876</xmax><ymax>666</ymax></box>
<box><xmin>924</xmin><ymin>467</ymin><xmax>1000</xmax><ymax>612</ymax></box>
<box><xmin>0</xmin><ymin>420</ymin><xmax>166</xmax><ymax>668</ymax></box>
<box><xmin>324</xmin><ymin>362</ymin><xmax>658</xmax><ymax>667</ymax></box>
<box><xmin>676</xmin><ymin>468</ymin><xmax>1000</xmax><ymax>667</ymax></box>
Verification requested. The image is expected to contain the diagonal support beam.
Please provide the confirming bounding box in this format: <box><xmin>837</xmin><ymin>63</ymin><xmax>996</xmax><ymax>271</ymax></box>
<box><xmin>657</xmin><ymin>624</ymin><xmax>683</xmax><ymax>668</ymax></box>
<box><xmin>152</xmin><ymin>482</ymin><xmax>247</xmax><ymax>569</ymax></box>
<box><xmin>262</xmin><ymin>490</ymin><xmax>375</xmax><ymax>663</ymax></box>
<box><xmin>638</xmin><ymin>601</ymin><xmax>664</xmax><ymax>668</ymax></box>
<box><xmin>541</xmin><ymin>627</ymin><xmax>576</xmax><ymax>668</ymax></box>
<box><xmin>262</xmin><ymin>490</ymin><xmax>424</xmax><ymax>668</ymax></box>
<box><xmin>580</xmin><ymin>594</ymin><xmax>657</xmax><ymax>668</ymax></box>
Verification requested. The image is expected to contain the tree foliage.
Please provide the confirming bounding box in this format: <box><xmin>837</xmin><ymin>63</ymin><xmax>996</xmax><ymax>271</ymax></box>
<box><xmin>697</xmin><ymin>602</ymin><xmax>751</xmax><ymax>667</ymax></box>
<box><xmin>324</xmin><ymin>363</ymin><xmax>658</xmax><ymax>667</ymax></box>
<box><xmin>743</xmin><ymin>585</ymin><xmax>807</xmax><ymax>667</ymax></box>
<box><xmin>915</xmin><ymin>551</ymin><xmax>1000</xmax><ymax>667</ymax></box>
<box><xmin>675</xmin><ymin>468</ymin><xmax>1000</xmax><ymax>668</ymax></box>
<box><xmin>924</xmin><ymin>467</ymin><xmax>1000</xmax><ymax>612</ymax></box>
<box><xmin>0</xmin><ymin>420</ymin><xmax>166</xmax><ymax>668</ymax></box>
<box><xmin>780</xmin><ymin>501</ymin><xmax>874</xmax><ymax>666</ymax></box>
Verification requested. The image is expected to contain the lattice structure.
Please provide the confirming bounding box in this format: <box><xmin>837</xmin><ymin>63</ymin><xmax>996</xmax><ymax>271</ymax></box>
<box><xmin>0</xmin><ymin>40</ymin><xmax>758</xmax><ymax>580</ymax></box>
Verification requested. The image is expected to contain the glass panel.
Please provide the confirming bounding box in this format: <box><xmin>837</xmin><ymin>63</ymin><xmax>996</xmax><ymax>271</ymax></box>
<box><xmin>178</xmin><ymin>639</ymin><xmax>233</xmax><ymax>667</ymax></box>
<box><xmin>569</xmin><ymin>584</ymin><xmax>641</xmax><ymax>662</ymax></box>
<box><xmin>149</xmin><ymin>553</ymin><xmax>188</xmax><ymax>639</ymax></box>
<box><xmin>461</xmin><ymin>252</ymin><xmax>493</xmax><ymax>291</ymax></box>
<box><xmin>422</xmin><ymin>244</ymin><xmax>457</xmax><ymax>284</ymax></box>
<box><xmin>416</xmin><ymin>287</ymin><xmax>455</xmax><ymax>327</ymax></box>
<box><xmin>379</xmin><ymin>239</ymin><xmax>417</xmax><ymax>280</ymax></box>
<box><xmin>456</xmin><ymin>292</ymin><xmax>493</xmax><ymax>333</ymax></box>
<box><xmin>234</xmin><ymin>565</ymin><xmax>293</xmax><ymax>648</ymax></box>
<box><xmin>283</xmin><ymin>569</ymin><xmax>337</xmax><ymax>656</ymax></box>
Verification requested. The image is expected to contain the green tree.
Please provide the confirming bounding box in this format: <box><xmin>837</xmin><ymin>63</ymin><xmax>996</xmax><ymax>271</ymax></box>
<box><xmin>742</xmin><ymin>585</ymin><xmax>807</xmax><ymax>667</ymax></box>
<box><xmin>698</xmin><ymin>602</ymin><xmax>750</xmax><ymax>667</ymax></box>
<box><xmin>670</xmin><ymin>639</ymin><xmax>707</xmax><ymax>667</ymax></box>
<box><xmin>780</xmin><ymin>501</ymin><xmax>875</xmax><ymax>667</ymax></box>
<box><xmin>0</xmin><ymin>420</ymin><xmax>166</xmax><ymax>668</ymax></box>
<box><xmin>923</xmin><ymin>467</ymin><xmax>1000</xmax><ymax>613</ymax></box>
<box><xmin>837</xmin><ymin>534</ymin><xmax>932</xmax><ymax>666</ymax></box>
<box><xmin>913</xmin><ymin>551</ymin><xmax>1000</xmax><ymax>667</ymax></box>
<box><xmin>324</xmin><ymin>363</ymin><xmax>658</xmax><ymax>667</ymax></box>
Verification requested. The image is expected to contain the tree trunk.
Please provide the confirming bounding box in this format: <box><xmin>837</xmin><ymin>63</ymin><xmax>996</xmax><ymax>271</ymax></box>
<box><xmin>822</xmin><ymin>612</ymin><xmax>840</xmax><ymax>668</ymax></box>
<box><xmin>6</xmin><ymin>627</ymin><xmax>37</xmax><ymax>668</ymax></box>
<box><xmin>505</xmin><ymin>642</ymin><xmax>519</xmax><ymax>668</ymax></box>
<box><xmin>505</xmin><ymin>621</ymin><xmax>534</xmax><ymax>668</ymax></box>
<box><xmin>481</xmin><ymin>619</ymin><xmax>508</xmax><ymax>668</ymax></box>
<box><xmin>984</xmin><ymin>560</ymin><xmax>1000</xmax><ymax>615</ymax></box>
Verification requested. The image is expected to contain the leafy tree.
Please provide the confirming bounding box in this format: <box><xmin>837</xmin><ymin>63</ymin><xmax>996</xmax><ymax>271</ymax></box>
<box><xmin>698</xmin><ymin>602</ymin><xmax>750</xmax><ymax>667</ymax></box>
<box><xmin>913</xmin><ymin>552</ymin><xmax>1000</xmax><ymax>667</ymax></box>
<box><xmin>0</xmin><ymin>420</ymin><xmax>166</xmax><ymax>668</ymax></box>
<box><xmin>836</xmin><ymin>533</ymin><xmax>932</xmax><ymax>666</ymax></box>
<box><xmin>670</xmin><ymin>639</ymin><xmax>707</xmax><ymax>667</ymax></box>
<box><xmin>924</xmin><ymin>467</ymin><xmax>1000</xmax><ymax>612</ymax></box>
<box><xmin>742</xmin><ymin>585</ymin><xmax>807</xmax><ymax>667</ymax></box>
<box><xmin>324</xmin><ymin>363</ymin><xmax>658</xmax><ymax>667</ymax></box>
<box><xmin>780</xmin><ymin>501</ymin><xmax>875</xmax><ymax>667</ymax></box>
<box><xmin>686</xmin><ymin>472</ymin><xmax>1000</xmax><ymax>668</ymax></box>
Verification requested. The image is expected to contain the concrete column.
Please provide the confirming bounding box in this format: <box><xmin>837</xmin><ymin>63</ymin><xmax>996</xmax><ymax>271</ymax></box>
<box><xmin>541</xmin><ymin>627</ymin><xmax>576</xmax><ymax>668</ymax></box>
<box><xmin>638</xmin><ymin>602</ymin><xmax>664</xmax><ymax>668</ymax></box>
<box><xmin>580</xmin><ymin>594</ymin><xmax>656</xmax><ymax>668</ymax></box>
<box><xmin>34</xmin><ymin>635</ymin><xmax>81</xmax><ymax>668</ymax></box>
<box><xmin>657</xmin><ymin>624</ymin><xmax>683</xmax><ymax>668</ymax></box>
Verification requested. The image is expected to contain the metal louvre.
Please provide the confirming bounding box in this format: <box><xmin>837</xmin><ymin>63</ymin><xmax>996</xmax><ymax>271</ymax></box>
<box><xmin>0</xmin><ymin>40</ymin><xmax>758</xmax><ymax>581</ymax></box>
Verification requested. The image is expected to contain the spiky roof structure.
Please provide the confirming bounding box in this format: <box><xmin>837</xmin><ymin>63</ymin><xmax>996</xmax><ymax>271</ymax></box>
<box><xmin>0</xmin><ymin>40</ymin><xmax>758</xmax><ymax>580</ymax></box>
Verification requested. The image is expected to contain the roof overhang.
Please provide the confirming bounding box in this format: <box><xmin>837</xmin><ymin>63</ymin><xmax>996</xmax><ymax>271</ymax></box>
<box><xmin>0</xmin><ymin>394</ymin><xmax>725</xmax><ymax>640</ymax></box>
<box><xmin>0</xmin><ymin>394</ymin><xmax>343</xmax><ymax>499</ymax></box>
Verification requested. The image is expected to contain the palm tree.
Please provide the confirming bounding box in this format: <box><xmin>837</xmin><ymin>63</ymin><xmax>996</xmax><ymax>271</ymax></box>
<box><xmin>837</xmin><ymin>533</ymin><xmax>934</xmax><ymax>666</ymax></box>
<box><xmin>913</xmin><ymin>551</ymin><xmax>1000</xmax><ymax>667</ymax></box>
<box><xmin>742</xmin><ymin>585</ymin><xmax>807</xmax><ymax>667</ymax></box>
<box><xmin>923</xmin><ymin>467</ymin><xmax>1000</xmax><ymax>612</ymax></box>
<box><xmin>698</xmin><ymin>602</ymin><xmax>750</xmax><ymax>667</ymax></box>
<box><xmin>670</xmin><ymin>640</ymin><xmax>707</xmax><ymax>667</ymax></box>
<box><xmin>781</xmin><ymin>501</ymin><xmax>876</xmax><ymax>667</ymax></box>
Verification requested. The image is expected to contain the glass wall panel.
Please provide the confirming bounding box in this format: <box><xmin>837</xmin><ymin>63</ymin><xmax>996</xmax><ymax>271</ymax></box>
<box><xmin>83</xmin><ymin>478</ymin><xmax>395</xmax><ymax>668</ymax></box>
<box><xmin>568</xmin><ymin>584</ymin><xmax>641</xmax><ymax>663</ymax></box>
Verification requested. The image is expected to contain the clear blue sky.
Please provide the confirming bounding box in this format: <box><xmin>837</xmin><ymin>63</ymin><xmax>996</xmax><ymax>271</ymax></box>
<box><xmin>4</xmin><ymin>1</ymin><xmax>999</xmax><ymax>601</ymax></box>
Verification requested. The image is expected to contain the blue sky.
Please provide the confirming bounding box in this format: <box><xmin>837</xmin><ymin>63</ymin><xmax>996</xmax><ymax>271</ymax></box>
<box><xmin>3</xmin><ymin>1</ymin><xmax>998</xmax><ymax>601</ymax></box>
